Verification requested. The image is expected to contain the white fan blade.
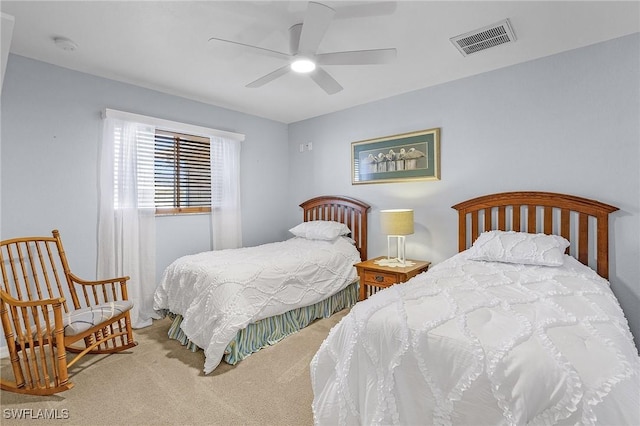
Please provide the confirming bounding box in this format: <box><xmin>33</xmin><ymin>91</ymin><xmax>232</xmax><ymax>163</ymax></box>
<box><xmin>209</xmin><ymin>36</ymin><xmax>291</xmax><ymax>60</ymax></box>
<box><xmin>298</xmin><ymin>2</ymin><xmax>336</xmax><ymax>54</ymax></box>
<box><xmin>334</xmin><ymin>1</ymin><xmax>397</xmax><ymax>19</ymax></box>
<box><xmin>316</xmin><ymin>48</ymin><xmax>397</xmax><ymax>65</ymax></box>
<box><xmin>310</xmin><ymin>67</ymin><xmax>343</xmax><ymax>95</ymax></box>
<box><xmin>246</xmin><ymin>65</ymin><xmax>291</xmax><ymax>88</ymax></box>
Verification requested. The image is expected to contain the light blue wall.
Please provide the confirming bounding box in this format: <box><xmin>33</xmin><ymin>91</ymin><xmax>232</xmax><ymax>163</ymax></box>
<box><xmin>288</xmin><ymin>33</ymin><xmax>640</xmax><ymax>348</ymax></box>
<box><xmin>1</xmin><ymin>34</ymin><xmax>638</xmax><ymax>350</ymax></box>
<box><xmin>0</xmin><ymin>55</ymin><xmax>290</xmax><ymax>282</ymax></box>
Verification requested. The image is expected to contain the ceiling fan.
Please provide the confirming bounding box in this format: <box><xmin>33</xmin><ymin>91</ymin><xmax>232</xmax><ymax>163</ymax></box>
<box><xmin>208</xmin><ymin>2</ymin><xmax>397</xmax><ymax>95</ymax></box>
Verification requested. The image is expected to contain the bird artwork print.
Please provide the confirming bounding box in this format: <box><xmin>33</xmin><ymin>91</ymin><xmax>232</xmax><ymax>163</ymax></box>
<box><xmin>360</xmin><ymin>145</ymin><xmax>427</xmax><ymax>173</ymax></box>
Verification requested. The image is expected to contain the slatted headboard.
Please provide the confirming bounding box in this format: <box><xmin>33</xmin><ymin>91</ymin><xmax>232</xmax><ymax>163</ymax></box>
<box><xmin>452</xmin><ymin>191</ymin><xmax>618</xmax><ymax>278</ymax></box>
<box><xmin>300</xmin><ymin>196</ymin><xmax>370</xmax><ymax>260</ymax></box>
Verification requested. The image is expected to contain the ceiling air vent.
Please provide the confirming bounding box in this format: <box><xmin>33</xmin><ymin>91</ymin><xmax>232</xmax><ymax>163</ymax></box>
<box><xmin>450</xmin><ymin>19</ymin><xmax>516</xmax><ymax>57</ymax></box>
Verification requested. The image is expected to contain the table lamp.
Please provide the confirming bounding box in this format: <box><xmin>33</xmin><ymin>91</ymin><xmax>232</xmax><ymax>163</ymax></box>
<box><xmin>377</xmin><ymin>209</ymin><xmax>414</xmax><ymax>266</ymax></box>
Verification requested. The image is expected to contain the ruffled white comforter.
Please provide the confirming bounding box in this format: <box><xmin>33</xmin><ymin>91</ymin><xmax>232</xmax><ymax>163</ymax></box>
<box><xmin>154</xmin><ymin>236</ymin><xmax>360</xmax><ymax>374</ymax></box>
<box><xmin>311</xmin><ymin>252</ymin><xmax>640</xmax><ymax>425</ymax></box>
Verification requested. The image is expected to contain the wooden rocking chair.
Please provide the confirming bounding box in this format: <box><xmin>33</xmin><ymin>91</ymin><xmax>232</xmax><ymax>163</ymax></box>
<box><xmin>0</xmin><ymin>230</ymin><xmax>137</xmax><ymax>395</ymax></box>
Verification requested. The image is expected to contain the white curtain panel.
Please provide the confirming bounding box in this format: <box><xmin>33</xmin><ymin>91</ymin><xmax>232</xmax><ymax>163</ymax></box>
<box><xmin>98</xmin><ymin>118</ymin><xmax>158</xmax><ymax>329</ymax></box>
<box><xmin>210</xmin><ymin>135</ymin><xmax>242</xmax><ymax>250</ymax></box>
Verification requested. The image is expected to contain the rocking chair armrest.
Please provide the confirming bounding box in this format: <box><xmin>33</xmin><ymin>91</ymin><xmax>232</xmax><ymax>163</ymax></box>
<box><xmin>0</xmin><ymin>289</ymin><xmax>66</xmax><ymax>308</ymax></box>
<box><xmin>68</xmin><ymin>272</ymin><xmax>131</xmax><ymax>287</ymax></box>
<box><xmin>67</xmin><ymin>272</ymin><xmax>131</xmax><ymax>302</ymax></box>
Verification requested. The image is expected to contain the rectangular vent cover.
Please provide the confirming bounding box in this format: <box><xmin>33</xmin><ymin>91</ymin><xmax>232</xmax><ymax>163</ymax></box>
<box><xmin>450</xmin><ymin>19</ymin><xmax>516</xmax><ymax>56</ymax></box>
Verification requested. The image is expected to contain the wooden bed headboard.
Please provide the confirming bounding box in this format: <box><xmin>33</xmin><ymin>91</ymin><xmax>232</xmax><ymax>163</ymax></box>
<box><xmin>452</xmin><ymin>191</ymin><xmax>618</xmax><ymax>278</ymax></box>
<box><xmin>300</xmin><ymin>196</ymin><xmax>371</xmax><ymax>260</ymax></box>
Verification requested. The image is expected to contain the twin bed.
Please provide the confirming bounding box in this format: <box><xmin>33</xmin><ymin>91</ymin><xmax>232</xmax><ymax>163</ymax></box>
<box><xmin>311</xmin><ymin>191</ymin><xmax>639</xmax><ymax>425</ymax></box>
<box><xmin>153</xmin><ymin>195</ymin><xmax>370</xmax><ymax>374</ymax></box>
<box><xmin>153</xmin><ymin>191</ymin><xmax>638</xmax><ymax>425</ymax></box>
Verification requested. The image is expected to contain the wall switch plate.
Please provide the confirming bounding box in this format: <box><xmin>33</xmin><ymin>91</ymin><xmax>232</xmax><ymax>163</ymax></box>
<box><xmin>306</xmin><ymin>142</ymin><xmax>313</xmax><ymax>151</ymax></box>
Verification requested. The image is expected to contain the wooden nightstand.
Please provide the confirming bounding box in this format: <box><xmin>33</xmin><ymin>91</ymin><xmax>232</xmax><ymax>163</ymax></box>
<box><xmin>355</xmin><ymin>256</ymin><xmax>431</xmax><ymax>301</ymax></box>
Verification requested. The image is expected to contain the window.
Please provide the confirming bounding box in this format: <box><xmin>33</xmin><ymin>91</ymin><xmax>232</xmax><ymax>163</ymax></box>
<box><xmin>104</xmin><ymin>108</ymin><xmax>244</xmax><ymax>223</ymax></box>
<box><xmin>154</xmin><ymin>130</ymin><xmax>211</xmax><ymax>214</ymax></box>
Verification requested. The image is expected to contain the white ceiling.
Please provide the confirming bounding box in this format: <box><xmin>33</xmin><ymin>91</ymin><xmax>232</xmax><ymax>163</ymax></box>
<box><xmin>1</xmin><ymin>1</ymin><xmax>638</xmax><ymax>123</ymax></box>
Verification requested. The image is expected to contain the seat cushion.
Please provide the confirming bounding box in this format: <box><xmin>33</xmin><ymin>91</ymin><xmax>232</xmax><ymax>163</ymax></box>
<box><xmin>63</xmin><ymin>300</ymin><xmax>133</xmax><ymax>336</ymax></box>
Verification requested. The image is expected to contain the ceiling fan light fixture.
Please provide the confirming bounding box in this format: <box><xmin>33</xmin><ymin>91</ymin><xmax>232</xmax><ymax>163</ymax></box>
<box><xmin>291</xmin><ymin>58</ymin><xmax>316</xmax><ymax>73</ymax></box>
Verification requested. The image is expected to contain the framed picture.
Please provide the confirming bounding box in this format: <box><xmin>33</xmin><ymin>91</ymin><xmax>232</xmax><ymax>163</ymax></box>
<box><xmin>351</xmin><ymin>128</ymin><xmax>440</xmax><ymax>184</ymax></box>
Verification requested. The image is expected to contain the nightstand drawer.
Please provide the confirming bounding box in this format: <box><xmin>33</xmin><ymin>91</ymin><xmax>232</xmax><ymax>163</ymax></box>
<box><xmin>355</xmin><ymin>257</ymin><xmax>431</xmax><ymax>301</ymax></box>
<box><xmin>363</xmin><ymin>270</ymin><xmax>397</xmax><ymax>286</ymax></box>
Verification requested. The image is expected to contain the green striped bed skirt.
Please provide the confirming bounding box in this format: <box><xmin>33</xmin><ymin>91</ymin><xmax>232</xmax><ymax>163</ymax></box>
<box><xmin>166</xmin><ymin>280</ymin><xmax>358</xmax><ymax>365</ymax></box>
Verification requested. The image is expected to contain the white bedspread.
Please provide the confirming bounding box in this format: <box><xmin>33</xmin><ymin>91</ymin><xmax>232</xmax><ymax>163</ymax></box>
<box><xmin>154</xmin><ymin>236</ymin><xmax>360</xmax><ymax>374</ymax></box>
<box><xmin>311</xmin><ymin>252</ymin><xmax>640</xmax><ymax>425</ymax></box>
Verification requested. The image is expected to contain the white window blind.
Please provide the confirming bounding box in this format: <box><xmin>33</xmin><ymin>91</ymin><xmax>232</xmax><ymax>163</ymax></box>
<box><xmin>112</xmin><ymin>122</ymin><xmax>156</xmax><ymax>210</ymax></box>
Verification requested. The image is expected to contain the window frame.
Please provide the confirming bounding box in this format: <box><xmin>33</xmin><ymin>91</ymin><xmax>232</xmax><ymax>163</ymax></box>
<box><xmin>103</xmin><ymin>109</ymin><xmax>245</xmax><ymax>217</ymax></box>
<box><xmin>154</xmin><ymin>130</ymin><xmax>212</xmax><ymax>216</ymax></box>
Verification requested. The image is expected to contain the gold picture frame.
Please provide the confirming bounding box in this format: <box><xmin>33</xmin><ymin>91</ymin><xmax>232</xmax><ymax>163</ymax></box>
<box><xmin>351</xmin><ymin>128</ymin><xmax>440</xmax><ymax>184</ymax></box>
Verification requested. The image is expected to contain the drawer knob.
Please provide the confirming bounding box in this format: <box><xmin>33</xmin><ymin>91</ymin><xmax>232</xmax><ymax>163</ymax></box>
<box><xmin>375</xmin><ymin>275</ymin><xmax>384</xmax><ymax>282</ymax></box>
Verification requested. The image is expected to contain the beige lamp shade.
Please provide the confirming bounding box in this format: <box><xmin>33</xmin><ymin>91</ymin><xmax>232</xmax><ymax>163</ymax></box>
<box><xmin>380</xmin><ymin>209</ymin><xmax>414</xmax><ymax>235</ymax></box>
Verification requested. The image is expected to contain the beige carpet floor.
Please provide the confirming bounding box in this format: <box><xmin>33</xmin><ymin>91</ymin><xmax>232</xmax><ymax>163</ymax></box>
<box><xmin>0</xmin><ymin>309</ymin><xmax>349</xmax><ymax>425</ymax></box>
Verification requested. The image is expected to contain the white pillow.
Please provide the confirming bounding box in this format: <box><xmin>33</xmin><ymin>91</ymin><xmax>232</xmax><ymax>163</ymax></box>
<box><xmin>289</xmin><ymin>220</ymin><xmax>351</xmax><ymax>241</ymax></box>
<box><xmin>467</xmin><ymin>230</ymin><xmax>570</xmax><ymax>267</ymax></box>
